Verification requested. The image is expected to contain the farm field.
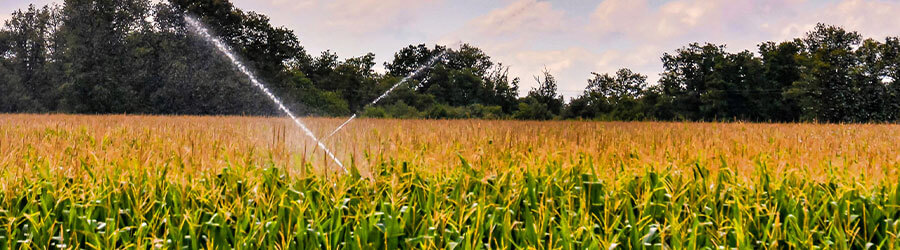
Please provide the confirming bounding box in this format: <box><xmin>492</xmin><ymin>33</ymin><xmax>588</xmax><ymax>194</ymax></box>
<box><xmin>1</xmin><ymin>114</ymin><xmax>900</xmax><ymax>249</ymax></box>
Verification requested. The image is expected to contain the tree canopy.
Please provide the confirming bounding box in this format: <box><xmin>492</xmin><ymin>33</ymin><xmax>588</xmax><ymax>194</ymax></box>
<box><xmin>1</xmin><ymin>1</ymin><xmax>899</xmax><ymax>123</ymax></box>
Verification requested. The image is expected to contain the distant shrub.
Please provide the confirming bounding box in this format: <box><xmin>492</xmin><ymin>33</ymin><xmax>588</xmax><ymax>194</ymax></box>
<box><xmin>425</xmin><ymin>104</ymin><xmax>466</xmax><ymax>119</ymax></box>
<box><xmin>467</xmin><ymin>104</ymin><xmax>504</xmax><ymax>119</ymax></box>
<box><xmin>362</xmin><ymin>106</ymin><xmax>388</xmax><ymax>118</ymax></box>
<box><xmin>514</xmin><ymin>99</ymin><xmax>555</xmax><ymax>120</ymax></box>
<box><xmin>384</xmin><ymin>101</ymin><xmax>421</xmax><ymax>119</ymax></box>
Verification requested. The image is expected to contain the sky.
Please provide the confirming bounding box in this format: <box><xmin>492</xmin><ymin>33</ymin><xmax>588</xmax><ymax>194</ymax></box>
<box><xmin>3</xmin><ymin>0</ymin><xmax>900</xmax><ymax>98</ymax></box>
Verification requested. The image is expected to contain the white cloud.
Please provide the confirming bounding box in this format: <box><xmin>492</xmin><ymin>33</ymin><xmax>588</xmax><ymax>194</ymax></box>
<box><xmin>510</xmin><ymin>48</ymin><xmax>591</xmax><ymax>77</ymax></box>
<box><xmin>465</xmin><ymin>0</ymin><xmax>566</xmax><ymax>37</ymax></box>
<box><xmin>266</xmin><ymin>0</ymin><xmax>317</xmax><ymax>10</ymax></box>
<box><xmin>589</xmin><ymin>0</ymin><xmax>716</xmax><ymax>41</ymax></box>
<box><xmin>589</xmin><ymin>0</ymin><xmax>803</xmax><ymax>42</ymax></box>
<box><xmin>438</xmin><ymin>0</ymin><xmax>581</xmax><ymax>93</ymax></box>
<box><xmin>233</xmin><ymin>0</ymin><xmax>441</xmax><ymax>35</ymax></box>
<box><xmin>320</xmin><ymin>0</ymin><xmax>442</xmax><ymax>34</ymax></box>
<box><xmin>589</xmin><ymin>0</ymin><xmax>899</xmax><ymax>46</ymax></box>
<box><xmin>440</xmin><ymin>0</ymin><xmax>568</xmax><ymax>48</ymax></box>
<box><xmin>506</xmin><ymin>48</ymin><xmax>638</xmax><ymax>96</ymax></box>
<box><xmin>783</xmin><ymin>0</ymin><xmax>900</xmax><ymax>40</ymax></box>
<box><xmin>506</xmin><ymin>47</ymin><xmax>655</xmax><ymax>84</ymax></box>
<box><xmin>590</xmin><ymin>0</ymin><xmax>648</xmax><ymax>35</ymax></box>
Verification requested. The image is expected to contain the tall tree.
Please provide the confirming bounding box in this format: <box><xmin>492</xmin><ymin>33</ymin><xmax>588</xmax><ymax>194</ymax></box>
<box><xmin>170</xmin><ymin>0</ymin><xmax>317</xmax><ymax>115</ymax></box>
<box><xmin>384</xmin><ymin>44</ymin><xmax>447</xmax><ymax>79</ymax></box>
<box><xmin>759</xmin><ymin>40</ymin><xmax>804</xmax><ymax>121</ymax></box>
<box><xmin>660</xmin><ymin>43</ymin><xmax>731</xmax><ymax>120</ymax></box>
<box><xmin>482</xmin><ymin>64</ymin><xmax>520</xmax><ymax>113</ymax></box>
<box><xmin>587</xmin><ymin>68</ymin><xmax>647</xmax><ymax>100</ymax></box>
<box><xmin>2</xmin><ymin>4</ymin><xmax>60</xmax><ymax>112</ymax></box>
<box><xmin>0</xmin><ymin>52</ymin><xmax>31</xmax><ymax>112</ymax></box>
<box><xmin>384</xmin><ymin>44</ymin><xmax>519</xmax><ymax>110</ymax></box>
<box><xmin>852</xmin><ymin>38</ymin><xmax>892</xmax><ymax>121</ymax></box>
<box><xmin>55</xmin><ymin>0</ymin><xmax>152</xmax><ymax>113</ymax></box>
<box><xmin>884</xmin><ymin>37</ymin><xmax>900</xmax><ymax>119</ymax></box>
<box><xmin>327</xmin><ymin>53</ymin><xmax>380</xmax><ymax>112</ymax></box>
<box><xmin>566</xmin><ymin>69</ymin><xmax>648</xmax><ymax>120</ymax></box>
<box><xmin>526</xmin><ymin>69</ymin><xmax>564</xmax><ymax>116</ymax></box>
<box><xmin>661</xmin><ymin>43</ymin><xmax>774</xmax><ymax>121</ymax></box>
<box><xmin>791</xmin><ymin>23</ymin><xmax>862</xmax><ymax>122</ymax></box>
<box><xmin>171</xmin><ymin>0</ymin><xmax>309</xmax><ymax>82</ymax></box>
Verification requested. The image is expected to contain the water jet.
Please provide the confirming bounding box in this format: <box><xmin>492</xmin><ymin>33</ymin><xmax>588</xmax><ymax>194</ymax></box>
<box><xmin>184</xmin><ymin>15</ymin><xmax>347</xmax><ymax>173</ymax></box>
<box><xmin>322</xmin><ymin>51</ymin><xmax>447</xmax><ymax>141</ymax></box>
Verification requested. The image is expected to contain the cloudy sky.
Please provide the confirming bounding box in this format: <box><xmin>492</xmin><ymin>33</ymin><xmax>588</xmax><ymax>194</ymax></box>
<box><xmin>3</xmin><ymin>0</ymin><xmax>900</xmax><ymax>97</ymax></box>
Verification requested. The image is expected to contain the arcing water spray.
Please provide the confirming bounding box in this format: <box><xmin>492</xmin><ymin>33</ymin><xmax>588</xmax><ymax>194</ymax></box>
<box><xmin>322</xmin><ymin>51</ymin><xmax>447</xmax><ymax>141</ymax></box>
<box><xmin>184</xmin><ymin>15</ymin><xmax>347</xmax><ymax>173</ymax></box>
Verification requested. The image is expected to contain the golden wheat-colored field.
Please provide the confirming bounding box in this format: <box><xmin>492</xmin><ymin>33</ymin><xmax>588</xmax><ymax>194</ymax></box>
<box><xmin>3</xmin><ymin>114</ymin><xmax>899</xmax><ymax>184</ymax></box>
<box><xmin>2</xmin><ymin>114</ymin><xmax>900</xmax><ymax>248</ymax></box>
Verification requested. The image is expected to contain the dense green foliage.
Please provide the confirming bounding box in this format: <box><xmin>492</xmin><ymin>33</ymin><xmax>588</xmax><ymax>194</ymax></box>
<box><xmin>3</xmin><ymin>160</ymin><xmax>899</xmax><ymax>248</ymax></box>
<box><xmin>1</xmin><ymin>0</ymin><xmax>899</xmax><ymax>122</ymax></box>
<box><xmin>0</xmin><ymin>0</ymin><xmax>521</xmax><ymax>119</ymax></box>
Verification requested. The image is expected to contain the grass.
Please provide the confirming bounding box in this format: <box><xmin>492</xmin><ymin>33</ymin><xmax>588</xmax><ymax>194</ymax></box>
<box><xmin>1</xmin><ymin>114</ymin><xmax>899</xmax><ymax>249</ymax></box>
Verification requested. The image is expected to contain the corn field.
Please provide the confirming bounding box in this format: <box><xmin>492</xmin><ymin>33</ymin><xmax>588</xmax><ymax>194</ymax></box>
<box><xmin>1</xmin><ymin>114</ymin><xmax>900</xmax><ymax>249</ymax></box>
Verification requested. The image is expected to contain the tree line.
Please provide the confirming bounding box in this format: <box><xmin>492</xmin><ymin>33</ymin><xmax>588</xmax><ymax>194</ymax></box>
<box><xmin>1</xmin><ymin>0</ymin><xmax>899</xmax><ymax>123</ymax></box>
